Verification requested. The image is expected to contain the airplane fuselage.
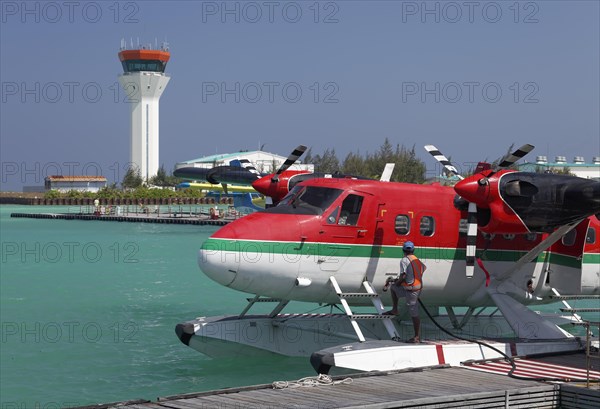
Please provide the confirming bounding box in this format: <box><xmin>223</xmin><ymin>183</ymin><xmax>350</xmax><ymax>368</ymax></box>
<box><xmin>199</xmin><ymin>176</ymin><xmax>599</xmax><ymax>308</ymax></box>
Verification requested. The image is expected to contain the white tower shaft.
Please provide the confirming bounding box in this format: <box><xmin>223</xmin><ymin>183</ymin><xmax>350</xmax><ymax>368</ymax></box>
<box><xmin>118</xmin><ymin>72</ymin><xmax>170</xmax><ymax>181</ymax></box>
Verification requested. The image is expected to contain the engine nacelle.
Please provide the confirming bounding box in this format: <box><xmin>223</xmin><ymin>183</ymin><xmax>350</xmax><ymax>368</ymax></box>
<box><xmin>455</xmin><ymin>170</ymin><xmax>600</xmax><ymax>234</ymax></box>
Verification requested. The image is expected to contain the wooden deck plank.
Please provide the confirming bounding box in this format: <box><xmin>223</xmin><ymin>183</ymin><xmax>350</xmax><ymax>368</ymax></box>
<box><xmin>176</xmin><ymin>396</ymin><xmax>245</xmax><ymax>407</ymax></box>
<box><xmin>155</xmin><ymin>402</ymin><xmax>201</xmax><ymax>409</ymax></box>
<box><xmin>278</xmin><ymin>387</ymin><xmax>389</xmax><ymax>407</ymax></box>
<box><xmin>184</xmin><ymin>393</ymin><xmax>273</xmax><ymax>407</ymax></box>
<box><xmin>84</xmin><ymin>354</ymin><xmax>599</xmax><ymax>409</ymax></box>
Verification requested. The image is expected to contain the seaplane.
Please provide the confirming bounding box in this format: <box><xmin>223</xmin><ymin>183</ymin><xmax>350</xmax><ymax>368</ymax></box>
<box><xmin>174</xmin><ymin>148</ymin><xmax>372</xmax><ymax>207</ymax></box>
<box><xmin>176</xmin><ymin>144</ymin><xmax>600</xmax><ymax>375</ymax></box>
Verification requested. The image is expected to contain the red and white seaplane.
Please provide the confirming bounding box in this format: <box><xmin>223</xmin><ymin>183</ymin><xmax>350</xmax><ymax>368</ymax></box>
<box><xmin>176</xmin><ymin>144</ymin><xmax>600</xmax><ymax>374</ymax></box>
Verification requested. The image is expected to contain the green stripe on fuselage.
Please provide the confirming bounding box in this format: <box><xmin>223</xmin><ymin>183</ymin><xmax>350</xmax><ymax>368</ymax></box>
<box><xmin>201</xmin><ymin>238</ymin><xmax>587</xmax><ymax>268</ymax></box>
<box><xmin>583</xmin><ymin>253</ymin><xmax>600</xmax><ymax>264</ymax></box>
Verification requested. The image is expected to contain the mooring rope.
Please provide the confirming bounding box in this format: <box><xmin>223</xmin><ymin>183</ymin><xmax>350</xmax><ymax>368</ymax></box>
<box><xmin>272</xmin><ymin>374</ymin><xmax>353</xmax><ymax>389</ymax></box>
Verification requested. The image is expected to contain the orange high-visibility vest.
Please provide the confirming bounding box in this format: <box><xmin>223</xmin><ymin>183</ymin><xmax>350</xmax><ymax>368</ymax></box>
<box><xmin>401</xmin><ymin>254</ymin><xmax>424</xmax><ymax>291</ymax></box>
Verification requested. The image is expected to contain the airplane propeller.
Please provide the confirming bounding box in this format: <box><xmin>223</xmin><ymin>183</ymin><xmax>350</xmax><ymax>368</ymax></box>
<box><xmin>271</xmin><ymin>145</ymin><xmax>307</xmax><ymax>182</ymax></box>
<box><xmin>425</xmin><ymin>144</ymin><xmax>535</xmax><ymax>278</ymax></box>
<box><xmin>496</xmin><ymin>144</ymin><xmax>535</xmax><ymax>169</ymax></box>
<box><xmin>477</xmin><ymin>144</ymin><xmax>535</xmax><ymax>185</ymax></box>
<box><xmin>251</xmin><ymin>145</ymin><xmax>308</xmax><ymax>206</ymax></box>
<box><xmin>425</xmin><ymin>145</ymin><xmax>477</xmax><ymax>276</ymax></box>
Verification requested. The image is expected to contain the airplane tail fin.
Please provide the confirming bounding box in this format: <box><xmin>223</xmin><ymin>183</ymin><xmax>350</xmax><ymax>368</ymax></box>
<box><xmin>234</xmin><ymin>193</ymin><xmax>263</xmax><ymax>211</ymax></box>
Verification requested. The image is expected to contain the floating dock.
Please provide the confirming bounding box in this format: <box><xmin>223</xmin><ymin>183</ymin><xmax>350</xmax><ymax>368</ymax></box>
<box><xmin>10</xmin><ymin>212</ymin><xmax>231</xmax><ymax>226</ymax></box>
<box><xmin>77</xmin><ymin>352</ymin><xmax>599</xmax><ymax>409</ymax></box>
<box><xmin>9</xmin><ymin>204</ymin><xmax>246</xmax><ymax>226</ymax></box>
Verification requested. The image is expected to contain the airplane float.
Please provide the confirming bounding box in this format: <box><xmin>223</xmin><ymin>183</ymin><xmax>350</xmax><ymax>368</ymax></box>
<box><xmin>176</xmin><ymin>144</ymin><xmax>600</xmax><ymax>374</ymax></box>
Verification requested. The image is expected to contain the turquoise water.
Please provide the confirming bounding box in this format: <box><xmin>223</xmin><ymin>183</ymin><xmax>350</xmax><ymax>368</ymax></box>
<box><xmin>0</xmin><ymin>205</ymin><xmax>312</xmax><ymax>407</ymax></box>
<box><xmin>1</xmin><ymin>205</ymin><xmax>596</xmax><ymax>407</ymax></box>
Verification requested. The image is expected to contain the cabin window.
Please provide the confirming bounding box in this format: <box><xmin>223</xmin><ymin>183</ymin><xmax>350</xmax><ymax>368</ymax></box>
<box><xmin>562</xmin><ymin>229</ymin><xmax>577</xmax><ymax>246</ymax></box>
<box><xmin>586</xmin><ymin>227</ymin><xmax>596</xmax><ymax>244</ymax></box>
<box><xmin>524</xmin><ymin>233</ymin><xmax>537</xmax><ymax>241</ymax></box>
<box><xmin>395</xmin><ymin>215</ymin><xmax>410</xmax><ymax>235</ymax></box>
<box><xmin>338</xmin><ymin>194</ymin><xmax>363</xmax><ymax>226</ymax></box>
<box><xmin>503</xmin><ymin>234</ymin><xmax>515</xmax><ymax>241</ymax></box>
<box><xmin>420</xmin><ymin>216</ymin><xmax>435</xmax><ymax>236</ymax></box>
<box><xmin>458</xmin><ymin>219</ymin><xmax>468</xmax><ymax>235</ymax></box>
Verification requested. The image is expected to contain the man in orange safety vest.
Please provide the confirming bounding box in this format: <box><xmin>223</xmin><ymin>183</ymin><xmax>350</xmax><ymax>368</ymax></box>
<box><xmin>383</xmin><ymin>241</ymin><xmax>426</xmax><ymax>343</ymax></box>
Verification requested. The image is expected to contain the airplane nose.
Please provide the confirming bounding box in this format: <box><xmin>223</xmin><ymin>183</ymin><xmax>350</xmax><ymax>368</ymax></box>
<box><xmin>198</xmin><ymin>226</ymin><xmax>240</xmax><ymax>287</ymax></box>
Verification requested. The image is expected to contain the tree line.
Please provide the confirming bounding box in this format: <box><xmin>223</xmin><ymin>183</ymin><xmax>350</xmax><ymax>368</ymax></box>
<box><xmin>304</xmin><ymin>138</ymin><xmax>426</xmax><ymax>183</ymax></box>
<box><xmin>120</xmin><ymin>138</ymin><xmax>427</xmax><ymax>189</ymax></box>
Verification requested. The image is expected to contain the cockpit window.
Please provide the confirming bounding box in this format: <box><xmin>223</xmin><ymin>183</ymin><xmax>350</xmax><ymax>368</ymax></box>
<box><xmin>267</xmin><ymin>186</ymin><xmax>343</xmax><ymax>215</ymax></box>
<box><xmin>278</xmin><ymin>185</ymin><xmax>304</xmax><ymax>205</ymax></box>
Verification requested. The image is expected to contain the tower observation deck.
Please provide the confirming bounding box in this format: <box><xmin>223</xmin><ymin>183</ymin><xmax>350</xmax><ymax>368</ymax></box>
<box><xmin>118</xmin><ymin>41</ymin><xmax>171</xmax><ymax>182</ymax></box>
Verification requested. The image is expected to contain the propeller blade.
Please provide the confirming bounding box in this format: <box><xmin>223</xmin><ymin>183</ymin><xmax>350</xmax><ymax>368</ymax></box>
<box><xmin>496</xmin><ymin>144</ymin><xmax>535</xmax><ymax>169</ymax></box>
<box><xmin>238</xmin><ymin>159</ymin><xmax>261</xmax><ymax>177</ymax></box>
<box><xmin>465</xmin><ymin>202</ymin><xmax>478</xmax><ymax>278</ymax></box>
<box><xmin>380</xmin><ymin>163</ymin><xmax>395</xmax><ymax>182</ymax></box>
<box><xmin>221</xmin><ymin>183</ymin><xmax>228</xmax><ymax>195</ymax></box>
<box><xmin>272</xmin><ymin>145</ymin><xmax>307</xmax><ymax>182</ymax></box>
<box><xmin>478</xmin><ymin>143</ymin><xmax>535</xmax><ymax>185</ymax></box>
<box><xmin>424</xmin><ymin>145</ymin><xmax>464</xmax><ymax>180</ymax></box>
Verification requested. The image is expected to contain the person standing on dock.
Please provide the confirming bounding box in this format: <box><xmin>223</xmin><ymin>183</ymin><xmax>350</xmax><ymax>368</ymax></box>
<box><xmin>384</xmin><ymin>241</ymin><xmax>426</xmax><ymax>343</ymax></box>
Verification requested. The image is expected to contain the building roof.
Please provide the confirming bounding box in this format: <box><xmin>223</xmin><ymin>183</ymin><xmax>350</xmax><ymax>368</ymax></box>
<box><xmin>520</xmin><ymin>162</ymin><xmax>599</xmax><ymax>167</ymax></box>
<box><xmin>179</xmin><ymin>150</ymin><xmax>288</xmax><ymax>165</ymax></box>
<box><xmin>118</xmin><ymin>49</ymin><xmax>170</xmax><ymax>62</ymax></box>
<box><xmin>45</xmin><ymin>176</ymin><xmax>107</xmax><ymax>182</ymax></box>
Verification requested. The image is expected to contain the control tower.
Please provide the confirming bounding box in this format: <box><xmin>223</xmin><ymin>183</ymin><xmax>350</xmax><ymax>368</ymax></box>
<box><xmin>118</xmin><ymin>40</ymin><xmax>170</xmax><ymax>181</ymax></box>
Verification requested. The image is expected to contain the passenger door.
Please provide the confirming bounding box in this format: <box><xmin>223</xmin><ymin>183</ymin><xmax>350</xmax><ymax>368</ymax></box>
<box><xmin>317</xmin><ymin>193</ymin><xmax>368</xmax><ymax>273</ymax></box>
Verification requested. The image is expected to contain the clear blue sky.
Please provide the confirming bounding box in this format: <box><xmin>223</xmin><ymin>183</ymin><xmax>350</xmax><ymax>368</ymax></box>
<box><xmin>1</xmin><ymin>0</ymin><xmax>598</xmax><ymax>190</ymax></box>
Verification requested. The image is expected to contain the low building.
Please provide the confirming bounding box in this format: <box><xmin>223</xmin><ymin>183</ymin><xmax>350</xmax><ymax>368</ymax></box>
<box><xmin>518</xmin><ymin>156</ymin><xmax>600</xmax><ymax>180</ymax></box>
<box><xmin>44</xmin><ymin>176</ymin><xmax>107</xmax><ymax>192</ymax></box>
<box><xmin>176</xmin><ymin>150</ymin><xmax>314</xmax><ymax>173</ymax></box>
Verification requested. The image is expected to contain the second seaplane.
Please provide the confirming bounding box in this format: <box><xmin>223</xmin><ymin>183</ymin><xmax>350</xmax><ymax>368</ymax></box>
<box><xmin>176</xmin><ymin>144</ymin><xmax>600</xmax><ymax>374</ymax></box>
